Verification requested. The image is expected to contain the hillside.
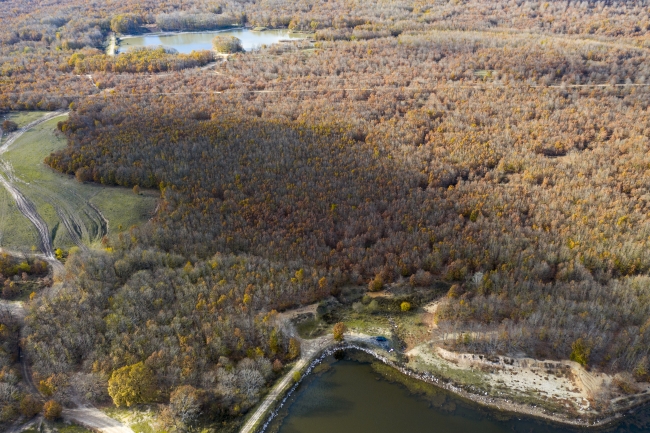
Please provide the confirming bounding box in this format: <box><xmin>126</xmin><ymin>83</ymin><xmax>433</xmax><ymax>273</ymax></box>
<box><xmin>2</xmin><ymin>0</ymin><xmax>650</xmax><ymax>430</ymax></box>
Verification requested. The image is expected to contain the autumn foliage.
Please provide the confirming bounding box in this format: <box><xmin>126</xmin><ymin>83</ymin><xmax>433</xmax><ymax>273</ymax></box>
<box><xmin>3</xmin><ymin>0</ymin><xmax>650</xmax><ymax>426</ymax></box>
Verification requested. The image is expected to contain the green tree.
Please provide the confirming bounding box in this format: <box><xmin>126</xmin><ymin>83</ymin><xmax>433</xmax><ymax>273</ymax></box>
<box><xmin>108</xmin><ymin>362</ymin><xmax>157</xmax><ymax>407</ymax></box>
<box><xmin>288</xmin><ymin>338</ymin><xmax>300</xmax><ymax>359</ymax></box>
<box><xmin>569</xmin><ymin>338</ymin><xmax>591</xmax><ymax>367</ymax></box>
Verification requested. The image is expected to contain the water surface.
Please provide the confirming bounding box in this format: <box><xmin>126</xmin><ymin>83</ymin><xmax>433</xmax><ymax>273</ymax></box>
<box><xmin>118</xmin><ymin>29</ymin><xmax>303</xmax><ymax>53</ymax></box>
<box><xmin>269</xmin><ymin>351</ymin><xmax>650</xmax><ymax>433</ymax></box>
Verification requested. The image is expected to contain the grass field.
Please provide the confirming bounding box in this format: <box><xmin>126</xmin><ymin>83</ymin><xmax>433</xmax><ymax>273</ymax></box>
<box><xmin>0</xmin><ymin>112</ymin><xmax>158</xmax><ymax>252</ymax></box>
<box><xmin>0</xmin><ymin>110</ymin><xmax>51</xmax><ymax>148</ymax></box>
<box><xmin>2</xmin><ymin>110</ymin><xmax>48</xmax><ymax>128</ymax></box>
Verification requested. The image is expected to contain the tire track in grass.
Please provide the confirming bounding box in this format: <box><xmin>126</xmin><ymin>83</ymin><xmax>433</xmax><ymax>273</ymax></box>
<box><xmin>0</xmin><ymin>111</ymin><xmax>67</xmax><ymax>269</ymax></box>
<box><xmin>0</xmin><ymin>172</ymin><xmax>54</xmax><ymax>257</ymax></box>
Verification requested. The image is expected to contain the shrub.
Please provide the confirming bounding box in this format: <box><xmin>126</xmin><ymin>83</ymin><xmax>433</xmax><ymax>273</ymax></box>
<box><xmin>20</xmin><ymin>394</ymin><xmax>43</xmax><ymax>418</ymax></box>
<box><xmin>1</xmin><ymin>120</ymin><xmax>17</xmax><ymax>132</ymax></box>
<box><xmin>43</xmin><ymin>400</ymin><xmax>62</xmax><ymax>420</ymax></box>
<box><xmin>366</xmin><ymin>299</ymin><xmax>379</xmax><ymax>313</ymax></box>
<box><xmin>570</xmin><ymin>338</ymin><xmax>591</xmax><ymax>367</ymax></box>
<box><xmin>447</xmin><ymin>284</ymin><xmax>462</xmax><ymax>298</ymax></box>
<box><xmin>400</xmin><ymin>302</ymin><xmax>411</xmax><ymax>312</ymax></box>
<box><xmin>368</xmin><ymin>275</ymin><xmax>383</xmax><ymax>292</ymax></box>
<box><xmin>333</xmin><ymin>322</ymin><xmax>346</xmax><ymax>341</ymax></box>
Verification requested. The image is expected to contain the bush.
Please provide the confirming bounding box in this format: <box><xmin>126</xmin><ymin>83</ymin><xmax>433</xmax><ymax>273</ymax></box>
<box><xmin>1</xmin><ymin>120</ymin><xmax>17</xmax><ymax>132</ymax></box>
<box><xmin>20</xmin><ymin>394</ymin><xmax>43</xmax><ymax>418</ymax></box>
<box><xmin>570</xmin><ymin>338</ymin><xmax>591</xmax><ymax>367</ymax></box>
<box><xmin>333</xmin><ymin>322</ymin><xmax>346</xmax><ymax>341</ymax></box>
<box><xmin>366</xmin><ymin>299</ymin><xmax>379</xmax><ymax>313</ymax></box>
<box><xmin>400</xmin><ymin>302</ymin><xmax>411</xmax><ymax>312</ymax></box>
<box><xmin>368</xmin><ymin>275</ymin><xmax>383</xmax><ymax>292</ymax></box>
<box><xmin>43</xmin><ymin>400</ymin><xmax>62</xmax><ymax>420</ymax></box>
<box><xmin>212</xmin><ymin>35</ymin><xmax>243</xmax><ymax>53</ymax></box>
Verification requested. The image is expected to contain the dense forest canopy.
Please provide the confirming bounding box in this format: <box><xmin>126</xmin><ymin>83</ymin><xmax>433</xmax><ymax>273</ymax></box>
<box><xmin>3</xmin><ymin>0</ymin><xmax>650</xmax><ymax>428</ymax></box>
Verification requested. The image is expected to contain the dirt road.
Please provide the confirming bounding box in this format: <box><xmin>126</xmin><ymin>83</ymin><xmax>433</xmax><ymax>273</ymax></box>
<box><xmin>63</xmin><ymin>408</ymin><xmax>134</xmax><ymax>433</ymax></box>
<box><xmin>239</xmin><ymin>334</ymin><xmax>333</xmax><ymax>433</ymax></box>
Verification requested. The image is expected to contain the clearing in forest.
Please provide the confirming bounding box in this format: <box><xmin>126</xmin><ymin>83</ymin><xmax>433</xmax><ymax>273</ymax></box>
<box><xmin>0</xmin><ymin>112</ymin><xmax>158</xmax><ymax>252</ymax></box>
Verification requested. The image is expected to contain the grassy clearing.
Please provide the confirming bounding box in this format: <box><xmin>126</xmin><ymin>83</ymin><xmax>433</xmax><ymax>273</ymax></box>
<box><xmin>0</xmin><ymin>185</ymin><xmax>40</xmax><ymax>250</ymax></box>
<box><xmin>102</xmin><ymin>405</ymin><xmax>157</xmax><ymax>432</ymax></box>
<box><xmin>296</xmin><ymin>316</ymin><xmax>328</xmax><ymax>338</ymax></box>
<box><xmin>0</xmin><ymin>111</ymin><xmax>49</xmax><ymax>147</ymax></box>
<box><xmin>0</xmin><ymin>113</ymin><xmax>158</xmax><ymax>252</ymax></box>
<box><xmin>2</xmin><ymin>111</ymin><xmax>47</xmax><ymax>128</ymax></box>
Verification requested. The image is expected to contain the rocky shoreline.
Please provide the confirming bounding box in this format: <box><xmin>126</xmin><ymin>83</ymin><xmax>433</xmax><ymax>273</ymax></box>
<box><xmin>255</xmin><ymin>341</ymin><xmax>650</xmax><ymax>432</ymax></box>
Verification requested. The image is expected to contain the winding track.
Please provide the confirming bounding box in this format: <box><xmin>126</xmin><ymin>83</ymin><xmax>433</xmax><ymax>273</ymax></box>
<box><xmin>0</xmin><ymin>175</ymin><xmax>54</xmax><ymax>257</ymax></box>
<box><xmin>0</xmin><ymin>111</ymin><xmax>68</xmax><ymax>264</ymax></box>
<box><xmin>0</xmin><ymin>112</ymin><xmax>108</xmax><ymax>253</ymax></box>
<box><xmin>0</xmin><ymin>114</ymin><xmax>131</xmax><ymax>432</ymax></box>
<box><xmin>0</xmin><ymin>111</ymin><xmax>110</xmax><ymax>268</ymax></box>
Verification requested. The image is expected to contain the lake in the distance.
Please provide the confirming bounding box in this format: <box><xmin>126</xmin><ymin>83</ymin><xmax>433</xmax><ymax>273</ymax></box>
<box><xmin>266</xmin><ymin>350</ymin><xmax>650</xmax><ymax>433</ymax></box>
<box><xmin>118</xmin><ymin>29</ymin><xmax>303</xmax><ymax>54</ymax></box>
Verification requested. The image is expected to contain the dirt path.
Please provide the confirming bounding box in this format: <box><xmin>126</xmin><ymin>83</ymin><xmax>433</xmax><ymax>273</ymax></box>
<box><xmin>240</xmin><ymin>304</ymin><xmax>384</xmax><ymax>433</ymax></box>
<box><xmin>239</xmin><ymin>358</ymin><xmax>308</xmax><ymax>433</ymax></box>
<box><xmin>63</xmin><ymin>408</ymin><xmax>134</xmax><ymax>433</ymax></box>
<box><xmin>239</xmin><ymin>333</ymin><xmax>333</xmax><ymax>433</ymax></box>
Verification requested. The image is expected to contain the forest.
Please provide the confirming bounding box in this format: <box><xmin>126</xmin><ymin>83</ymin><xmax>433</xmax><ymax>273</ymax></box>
<box><xmin>3</xmin><ymin>0</ymin><xmax>650</xmax><ymax>429</ymax></box>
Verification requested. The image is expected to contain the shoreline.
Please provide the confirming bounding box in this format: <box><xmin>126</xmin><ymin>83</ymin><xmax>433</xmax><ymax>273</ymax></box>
<box><xmin>251</xmin><ymin>339</ymin><xmax>648</xmax><ymax>432</ymax></box>
<box><xmin>108</xmin><ymin>27</ymin><xmax>308</xmax><ymax>56</ymax></box>
<box><xmin>117</xmin><ymin>26</ymin><xmax>246</xmax><ymax>41</ymax></box>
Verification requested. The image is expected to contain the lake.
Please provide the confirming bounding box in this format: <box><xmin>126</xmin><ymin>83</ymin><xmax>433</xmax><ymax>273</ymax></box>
<box><xmin>117</xmin><ymin>29</ymin><xmax>303</xmax><ymax>54</ymax></box>
<box><xmin>266</xmin><ymin>350</ymin><xmax>650</xmax><ymax>433</ymax></box>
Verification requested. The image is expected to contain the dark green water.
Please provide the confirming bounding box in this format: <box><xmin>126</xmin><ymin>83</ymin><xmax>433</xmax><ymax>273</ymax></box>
<box><xmin>119</xmin><ymin>29</ymin><xmax>303</xmax><ymax>54</ymax></box>
<box><xmin>268</xmin><ymin>351</ymin><xmax>650</xmax><ymax>433</ymax></box>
